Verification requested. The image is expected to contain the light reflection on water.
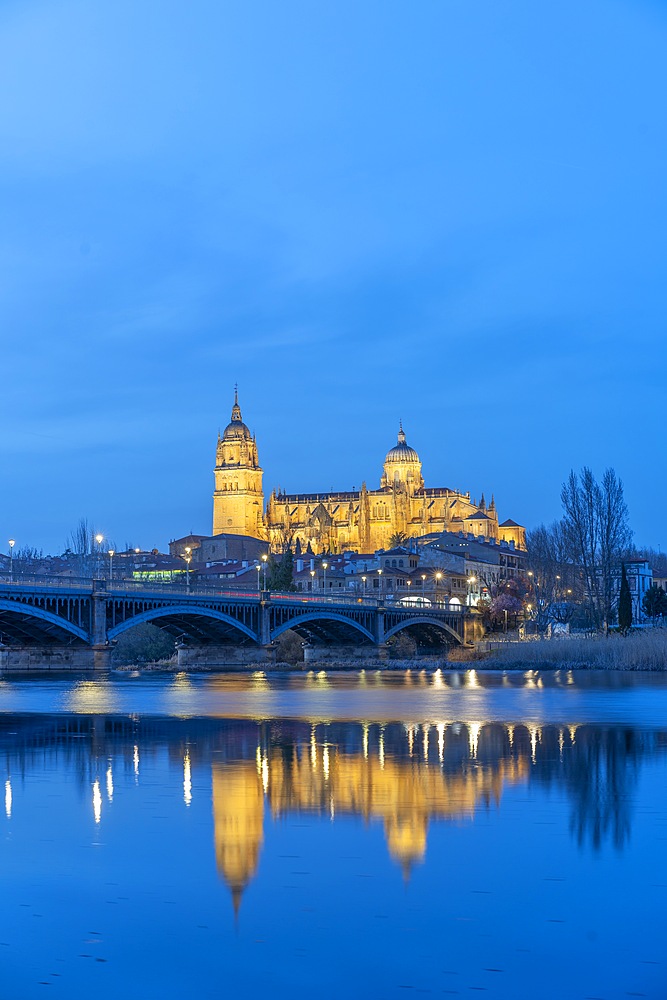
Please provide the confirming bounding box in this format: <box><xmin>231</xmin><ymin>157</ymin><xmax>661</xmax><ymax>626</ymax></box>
<box><xmin>0</xmin><ymin>673</ymin><xmax>666</xmax><ymax>998</ymax></box>
<box><xmin>1</xmin><ymin>667</ymin><xmax>667</xmax><ymax>726</ymax></box>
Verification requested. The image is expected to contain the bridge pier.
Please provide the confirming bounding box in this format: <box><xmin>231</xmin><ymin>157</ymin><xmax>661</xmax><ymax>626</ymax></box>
<box><xmin>302</xmin><ymin>644</ymin><xmax>388</xmax><ymax>667</ymax></box>
<box><xmin>0</xmin><ymin>645</ymin><xmax>103</xmax><ymax>672</ymax></box>
<box><xmin>176</xmin><ymin>643</ymin><xmax>275</xmax><ymax>670</ymax></box>
<box><xmin>91</xmin><ymin>580</ymin><xmax>109</xmax><ymax>645</ymax></box>
<box><xmin>463</xmin><ymin>613</ymin><xmax>485</xmax><ymax>646</ymax></box>
<box><xmin>92</xmin><ymin>645</ymin><xmax>114</xmax><ymax>671</ymax></box>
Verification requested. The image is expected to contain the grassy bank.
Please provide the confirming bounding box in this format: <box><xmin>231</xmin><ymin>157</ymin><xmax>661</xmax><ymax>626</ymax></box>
<box><xmin>477</xmin><ymin>630</ymin><xmax>667</xmax><ymax>671</ymax></box>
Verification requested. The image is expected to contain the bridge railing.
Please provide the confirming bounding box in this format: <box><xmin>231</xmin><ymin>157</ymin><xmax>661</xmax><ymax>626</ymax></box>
<box><xmin>0</xmin><ymin>574</ymin><xmax>467</xmax><ymax>614</ymax></box>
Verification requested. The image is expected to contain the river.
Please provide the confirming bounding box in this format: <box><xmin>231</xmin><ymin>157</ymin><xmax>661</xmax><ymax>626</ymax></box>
<box><xmin>1</xmin><ymin>669</ymin><xmax>665</xmax><ymax>999</ymax></box>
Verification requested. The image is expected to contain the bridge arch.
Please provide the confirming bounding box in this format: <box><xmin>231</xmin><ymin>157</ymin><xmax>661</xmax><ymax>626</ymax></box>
<box><xmin>384</xmin><ymin>616</ymin><xmax>464</xmax><ymax>646</ymax></box>
<box><xmin>0</xmin><ymin>599</ymin><xmax>90</xmax><ymax>644</ymax></box>
<box><xmin>107</xmin><ymin>605</ymin><xmax>259</xmax><ymax>644</ymax></box>
<box><xmin>272</xmin><ymin>612</ymin><xmax>376</xmax><ymax>645</ymax></box>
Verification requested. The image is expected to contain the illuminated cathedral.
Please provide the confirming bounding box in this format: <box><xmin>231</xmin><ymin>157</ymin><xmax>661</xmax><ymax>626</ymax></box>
<box><xmin>212</xmin><ymin>390</ymin><xmax>526</xmax><ymax>554</ymax></box>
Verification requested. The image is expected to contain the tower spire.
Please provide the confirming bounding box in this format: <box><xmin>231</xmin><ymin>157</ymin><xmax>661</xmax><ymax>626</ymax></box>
<box><xmin>231</xmin><ymin>385</ymin><xmax>242</xmax><ymax>422</ymax></box>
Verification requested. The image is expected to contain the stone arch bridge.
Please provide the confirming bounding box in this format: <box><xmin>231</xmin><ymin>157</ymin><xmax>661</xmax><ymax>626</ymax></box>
<box><xmin>0</xmin><ymin>580</ymin><xmax>474</xmax><ymax>670</ymax></box>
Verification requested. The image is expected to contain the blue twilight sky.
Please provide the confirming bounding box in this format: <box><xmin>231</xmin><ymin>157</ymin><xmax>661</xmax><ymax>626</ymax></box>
<box><xmin>1</xmin><ymin>0</ymin><xmax>666</xmax><ymax>554</ymax></box>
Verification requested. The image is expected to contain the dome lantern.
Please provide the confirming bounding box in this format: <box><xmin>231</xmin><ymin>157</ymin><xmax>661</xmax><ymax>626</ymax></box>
<box><xmin>381</xmin><ymin>422</ymin><xmax>423</xmax><ymax>491</ymax></box>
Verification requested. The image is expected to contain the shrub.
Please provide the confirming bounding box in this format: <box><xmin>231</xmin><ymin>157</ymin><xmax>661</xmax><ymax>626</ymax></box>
<box><xmin>275</xmin><ymin>629</ymin><xmax>304</xmax><ymax>664</ymax></box>
<box><xmin>388</xmin><ymin>632</ymin><xmax>418</xmax><ymax>659</ymax></box>
<box><xmin>112</xmin><ymin>623</ymin><xmax>175</xmax><ymax>665</ymax></box>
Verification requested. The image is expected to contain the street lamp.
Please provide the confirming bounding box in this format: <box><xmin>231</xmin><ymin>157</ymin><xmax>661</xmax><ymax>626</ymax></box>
<box><xmin>406</xmin><ymin>579</ymin><xmax>412</xmax><ymax>599</ymax></box>
<box><xmin>95</xmin><ymin>534</ymin><xmax>103</xmax><ymax>579</ymax></box>
<box><xmin>184</xmin><ymin>546</ymin><xmax>192</xmax><ymax>592</ymax></box>
<box><xmin>322</xmin><ymin>561</ymin><xmax>328</xmax><ymax>594</ymax></box>
<box><xmin>378</xmin><ymin>568</ymin><xmax>383</xmax><ymax>598</ymax></box>
<box><xmin>421</xmin><ymin>573</ymin><xmax>426</xmax><ymax>601</ymax></box>
<box><xmin>310</xmin><ymin>569</ymin><xmax>315</xmax><ymax>593</ymax></box>
<box><xmin>435</xmin><ymin>571</ymin><xmax>442</xmax><ymax>605</ymax></box>
<box><xmin>108</xmin><ymin>550</ymin><xmax>115</xmax><ymax>583</ymax></box>
<box><xmin>261</xmin><ymin>552</ymin><xmax>268</xmax><ymax>591</ymax></box>
<box><xmin>467</xmin><ymin>575</ymin><xmax>477</xmax><ymax>607</ymax></box>
<box><xmin>361</xmin><ymin>575</ymin><xmax>367</xmax><ymax>596</ymax></box>
<box><xmin>8</xmin><ymin>539</ymin><xmax>15</xmax><ymax>583</ymax></box>
<box><xmin>256</xmin><ymin>564</ymin><xmax>261</xmax><ymax>593</ymax></box>
<box><xmin>528</xmin><ymin>570</ymin><xmax>540</xmax><ymax>617</ymax></box>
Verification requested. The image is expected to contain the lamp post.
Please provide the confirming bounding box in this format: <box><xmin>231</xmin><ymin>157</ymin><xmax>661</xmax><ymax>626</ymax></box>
<box><xmin>310</xmin><ymin>569</ymin><xmax>315</xmax><ymax>593</ymax></box>
<box><xmin>406</xmin><ymin>579</ymin><xmax>412</xmax><ymax>600</ymax></box>
<box><xmin>95</xmin><ymin>534</ymin><xmax>103</xmax><ymax>579</ymax></box>
<box><xmin>261</xmin><ymin>552</ymin><xmax>268</xmax><ymax>591</ymax></box>
<box><xmin>467</xmin><ymin>575</ymin><xmax>477</xmax><ymax>607</ymax></box>
<box><xmin>528</xmin><ymin>570</ymin><xmax>539</xmax><ymax>620</ymax></box>
<box><xmin>8</xmin><ymin>539</ymin><xmax>15</xmax><ymax>583</ymax></box>
<box><xmin>361</xmin><ymin>575</ymin><xmax>367</xmax><ymax>596</ymax></box>
<box><xmin>421</xmin><ymin>573</ymin><xmax>426</xmax><ymax>602</ymax></box>
<box><xmin>184</xmin><ymin>549</ymin><xmax>192</xmax><ymax>593</ymax></box>
<box><xmin>378</xmin><ymin>568</ymin><xmax>383</xmax><ymax>598</ymax></box>
<box><xmin>322</xmin><ymin>561</ymin><xmax>328</xmax><ymax>594</ymax></box>
<box><xmin>108</xmin><ymin>550</ymin><xmax>115</xmax><ymax>583</ymax></box>
<box><xmin>435</xmin><ymin>571</ymin><xmax>442</xmax><ymax>606</ymax></box>
<box><xmin>256</xmin><ymin>564</ymin><xmax>261</xmax><ymax>593</ymax></box>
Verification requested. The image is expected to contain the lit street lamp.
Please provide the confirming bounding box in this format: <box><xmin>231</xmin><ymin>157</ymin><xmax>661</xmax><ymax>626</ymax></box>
<box><xmin>8</xmin><ymin>539</ymin><xmax>15</xmax><ymax>583</ymax></box>
<box><xmin>435</xmin><ymin>571</ymin><xmax>442</xmax><ymax>605</ymax></box>
<box><xmin>310</xmin><ymin>569</ymin><xmax>315</xmax><ymax>593</ymax></box>
<box><xmin>322</xmin><ymin>561</ymin><xmax>328</xmax><ymax>594</ymax></box>
<box><xmin>261</xmin><ymin>552</ymin><xmax>268</xmax><ymax>590</ymax></box>
<box><xmin>184</xmin><ymin>546</ymin><xmax>192</xmax><ymax>592</ymax></box>
<box><xmin>467</xmin><ymin>575</ymin><xmax>477</xmax><ymax>607</ymax></box>
<box><xmin>421</xmin><ymin>573</ymin><xmax>426</xmax><ymax>602</ymax></box>
<box><xmin>361</xmin><ymin>575</ymin><xmax>367</xmax><ymax>596</ymax></box>
<box><xmin>256</xmin><ymin>564</ymin><xmax>261</xmax><ymax>593</ymax></box>
<box><xmin>378</xmin><ymin>568</ymin><xmax>383</xmax><ymax>597</ymax></box>
<box><xmin>95</xmin><ymin>534</ymin><xmax>103</xmax><ymax>579</ymax></box>
<box><xmin>108</xmin><ymin>550</ymin><xmax>115</xmax><ymax>583</ymax></box>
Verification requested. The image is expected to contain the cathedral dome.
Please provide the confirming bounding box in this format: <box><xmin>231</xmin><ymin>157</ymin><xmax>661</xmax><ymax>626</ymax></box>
<box><xmin>385</xmin><ymin>424</ymin><xmax>420</xmax><ymax>464</ymax></box>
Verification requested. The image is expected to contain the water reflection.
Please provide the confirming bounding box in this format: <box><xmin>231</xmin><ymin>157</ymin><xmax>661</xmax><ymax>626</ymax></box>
<box><xmin>2</xmin><ymin>713</ymin><xmax>665</xmax><ymax>915</ymax></box>
<box><xmin>211</xmin><ymin>732</ymin><xmax>527</xmax><ymax>907</ymax></box>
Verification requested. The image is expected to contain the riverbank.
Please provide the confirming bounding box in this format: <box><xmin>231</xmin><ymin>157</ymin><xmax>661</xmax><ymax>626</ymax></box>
<box><xmin>109</xmin><ymin>631</ymin><xmax>667</xmax><ymax>673</ymax></box>
<box><xmin>473</xmin><ymin>629</ymin><xmax>667</xmax><ymax>671</ymax></box>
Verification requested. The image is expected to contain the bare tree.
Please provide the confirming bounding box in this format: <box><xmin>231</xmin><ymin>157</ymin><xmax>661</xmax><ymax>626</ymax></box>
<box><xmin>66</xmin><ymin>518</ymin><xmax>93</xmax><ymax>557</ymax></box>
<box><xmin>560</xmin><ymin>467</ymin><xmax>632</xmax><ymax>630</ymax></box>
<box><xmin>65</xmin><ymin>518</ymin><xmax>116</xmax><ymax>578</ymax></box>
<box><xmin>527</xmin><ymin>520</ymin><xmax>580</xmax><ymax>601</ymax></box>
<box><xmin>10</xmin><ymin>546</ymin><xmax>44</xmax><ymax>578</ymax></box>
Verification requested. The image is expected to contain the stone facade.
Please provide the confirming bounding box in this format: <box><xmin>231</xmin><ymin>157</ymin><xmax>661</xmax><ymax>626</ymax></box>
<box><xmin>212</xmin><ymin>392</ymin><xmax>526</xmax><ymax>555</ymax></box>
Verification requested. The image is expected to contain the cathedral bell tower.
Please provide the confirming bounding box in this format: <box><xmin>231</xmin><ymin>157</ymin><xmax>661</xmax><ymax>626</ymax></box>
<box><xmin>212</xmin><ymin>389</ymin><xmax>265</xmax><ymax>538</ymax></box>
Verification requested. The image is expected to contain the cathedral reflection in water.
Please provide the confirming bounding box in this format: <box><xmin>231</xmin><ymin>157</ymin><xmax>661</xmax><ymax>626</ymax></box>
<box><xmin>212</xmin><ymin>727</ymin><xmax>527</xmax><ymax>909</ymax></box>
<box><xmin>1</xmin><ymin>714</ymin><xmax>663</xmax><ymax>911</ymax></box>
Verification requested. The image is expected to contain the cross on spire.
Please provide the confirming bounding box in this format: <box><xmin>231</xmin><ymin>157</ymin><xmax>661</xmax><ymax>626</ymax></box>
<box><xmin>231</xmin><ymin>384</ymin><xmax>242</xmax><ymax>422</ymax></box>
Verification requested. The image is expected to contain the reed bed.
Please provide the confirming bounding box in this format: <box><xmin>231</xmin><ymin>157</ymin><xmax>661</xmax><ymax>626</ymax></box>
<box><xmin>480</xmin><ymin>629</ymin><xmax>667</xmax><ymax>671</ymax></box>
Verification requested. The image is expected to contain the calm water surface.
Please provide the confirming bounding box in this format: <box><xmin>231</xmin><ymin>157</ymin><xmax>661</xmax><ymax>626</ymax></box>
<box><xmin>1</xmin><ymin>669</ymin><xmax>666</xmax><ymax>999</ymax></box>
